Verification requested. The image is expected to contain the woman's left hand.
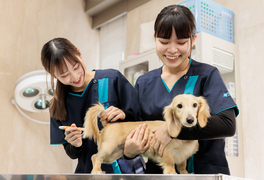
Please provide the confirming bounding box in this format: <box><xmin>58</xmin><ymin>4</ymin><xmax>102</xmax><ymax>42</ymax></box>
<box><xmin>149</xmin><ymin>122</ymin><xmax>172</xmax><ymax>157</ymax></box>
<box><xmin>99</xmin><ymin>106</ymin><xmax>125</xmax><ymax>122</ymax></box>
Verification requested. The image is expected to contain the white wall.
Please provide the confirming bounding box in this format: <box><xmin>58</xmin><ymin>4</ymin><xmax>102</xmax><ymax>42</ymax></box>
<box><xmin>0</xmin><ymin>0</ymin><xmax>99</xmax><ymax>173</ymax></box>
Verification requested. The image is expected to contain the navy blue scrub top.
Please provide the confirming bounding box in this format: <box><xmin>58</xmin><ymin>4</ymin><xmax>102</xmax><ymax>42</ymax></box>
<box><xmin>50</xmin><ymin>69</ymin><xmax>134</xmax><ymax>173</ymax></box>
<box><xmin>132</xmin><ymin>59</ymin><xmax>239</xmax><ymax>175</ymax></box>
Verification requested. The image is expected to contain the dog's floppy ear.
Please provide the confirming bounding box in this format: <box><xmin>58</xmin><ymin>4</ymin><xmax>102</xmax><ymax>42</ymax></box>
<box><xmin>163</xmin><ymin>104</ymin><xmax>182</xmax><ymax>138</ymax></box>
<box><xmin>197</xmin><ymin>96</ymin><xmax>211</xmax><ymax>128</ymax></box>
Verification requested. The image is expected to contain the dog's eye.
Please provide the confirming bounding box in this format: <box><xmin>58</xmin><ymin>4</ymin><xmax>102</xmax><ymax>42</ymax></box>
<box><xmin>193</xmin><ymin>103</ymin><xmax>197</xmax><ymax>108</ymax></box>
<box><xmin>177</xmin><ymin>104</ymin><xmax>182</xmax><ymax>109</ymax></box>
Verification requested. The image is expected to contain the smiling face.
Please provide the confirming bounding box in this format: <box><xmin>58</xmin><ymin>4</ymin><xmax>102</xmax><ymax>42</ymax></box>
<box><xmin>54</xmin><ymin>57</ymin><xmax>86</xmax><ymax>92</ymax></box>
<box><xmin>155</xmin><ymin>27</ymin><xmax>196</xmax><ymax>70</ymax></box>
<box><xmin>154</xmin><ymin>5</ymin><xmax>197</xmax><ymax>72</ymax></box>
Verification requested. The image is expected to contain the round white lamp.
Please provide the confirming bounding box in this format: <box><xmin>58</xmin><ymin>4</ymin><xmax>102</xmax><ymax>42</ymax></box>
<box><xmin>12</xmin><ymin>70</ymin><xmax>56</xmax><ymax>124</ymax></box>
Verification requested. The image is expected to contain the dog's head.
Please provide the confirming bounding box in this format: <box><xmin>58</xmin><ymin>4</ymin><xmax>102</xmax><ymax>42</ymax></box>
<box><xmin>163</xmin><ymin>94</ymin><xmax>211</xmax><ymax>138</ymax></box>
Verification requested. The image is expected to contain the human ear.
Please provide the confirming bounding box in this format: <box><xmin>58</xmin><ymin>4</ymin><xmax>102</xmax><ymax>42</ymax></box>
<box><xmin>191</xmin><ymin>33</ymin><xmax>198</xmax><ymax>47</ymax></box>
<box><xmin>77</xmin><ymin>48</ymin><xmax>83</xmax><ymax>61</ymax></box>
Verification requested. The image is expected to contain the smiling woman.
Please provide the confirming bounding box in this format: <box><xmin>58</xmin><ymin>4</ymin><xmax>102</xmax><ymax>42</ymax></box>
<box><xmin>40</xmin><ymin>37</ymin><xmax>146</xmax><ymax>174</ymax></box>
<box><xmin>124</xmin><ymin>4</ymin><xmax>239</xmax><ymax>175</ymax></box>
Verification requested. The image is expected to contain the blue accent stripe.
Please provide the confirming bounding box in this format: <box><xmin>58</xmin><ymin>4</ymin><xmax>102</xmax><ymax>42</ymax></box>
<box><xmin>184</xmin><ymin>75</ymin><xmax>199</xmax><ymax>94</ymax></box>
<box><xmin>161</xmin><ymin>59</ymin><xmax>192</xmax><ymax>93</ymax></box>
<box><xmin>68</xmin><ymin>82</ymin><xmax>90</xmax><ymax>97</ymax></box>
<box><xmin>161</xmin><ymin>77</ymin><xmax>180</xmax><ymax>93</ymax></box>
<box><xmin>187</xmin><ymin>155</ymin><xmax>195</xmax><ymax>173</ymax></box>
<box><xmin>184</xmin><ymin>72</ymin><xmax>198</xmax><ymax>174</ymax></box>
<box><xmin>98</xmin><ymin>78</ymin><xmax>109</xmax><ymax>103</ymax></box>
<box><xmin>26</xmin><ymin>175</ymin><xmax>34</xmax><ymax>180</ymax></box>
<box><xmin>161</xmin><ymin>77</ymin><xmax>171</xmax><ymax>93</ymax></box>
<box><xmin>97</xmin><ymin>78</ymin><xmax>122</xmax><ymax>174</ymax></box>
<box><xmin>51</xmin><ymin>142</ymin><xmax>67</xmax><ymax>145</ymax></box>
<box><xmin>216</xmin><ymin>105</ymin><xmax>239</xmax><ymax>117</ymax></box>
<box><xmin>112</xmin><ymin>160</ymin><xmax>122</xmax><ymax>174</ymax></box>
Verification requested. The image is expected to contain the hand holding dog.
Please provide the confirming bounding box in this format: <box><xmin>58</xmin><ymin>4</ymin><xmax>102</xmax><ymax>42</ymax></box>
<box><xmin>64</xmin><ymin>123</ymin><xmax>83</xmax><ymax>147</ymax></box>
<box><xmin>100</xmin><ymin>106</ymin><xmax>125</xmax><ymax>122</ymax></box>
<box><xmin>150</xmin><ymin>122</ymin><xmax>172</xmax><ymax>157</ymax></box>
<box><xmin>124</xmin><ymin>124</ymin><xmax>150</xmax><ymax>158</ymax></box>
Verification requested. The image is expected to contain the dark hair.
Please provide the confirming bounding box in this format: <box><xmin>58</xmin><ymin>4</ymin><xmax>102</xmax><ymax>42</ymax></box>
<box><xmin>154</xmin><ymin>4</ymin><xmax>196</xmax><ymax>39</ymax></box>
<box><xmin>41</xmin><ymin>38</ymin><xmax>84</xmax><ymax>121</ymax></box>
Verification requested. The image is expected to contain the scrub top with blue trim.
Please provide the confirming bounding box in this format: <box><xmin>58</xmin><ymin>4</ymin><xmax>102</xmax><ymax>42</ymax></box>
<box><xmin>132</xmin><ymin>59</ymin><xmax>239</xmax><ymax>175</ymax></box>
<box><xmin>50</xmin><ymin>69</ymin><xmax>136</xmax><ymax>173</ymax></box>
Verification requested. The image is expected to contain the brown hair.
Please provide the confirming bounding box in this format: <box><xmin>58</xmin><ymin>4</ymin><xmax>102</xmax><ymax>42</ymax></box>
<box><xmin>41</xmin><ymin>38</ymin><xmax>84</xmax><ymax>121</ymax></box>
<box><xmin>154</xmin><ymin>5</ymin><xmax>196</xmax><ymax>57</ymax></box>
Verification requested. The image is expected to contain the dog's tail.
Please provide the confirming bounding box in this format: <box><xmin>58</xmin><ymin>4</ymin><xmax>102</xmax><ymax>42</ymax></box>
<box><xmin>82</xmin><ymin>103</ymin><xmax>106</xmax><ymax>142</ymax></box>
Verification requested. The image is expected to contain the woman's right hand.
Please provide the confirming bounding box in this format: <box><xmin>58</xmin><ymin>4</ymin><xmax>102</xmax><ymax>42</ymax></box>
<box><xmin>64</xmin><ymin>123</ymin><xmax>83</xmax><ymax>147</ymax></box>
<box><xmin>149</xmin><ymin>122</ymin><xmax>171</xmax><ymax>157</ymax></box>
<box><xmin>123</xmin><ymin>123</ymin><xmax>150</xmax><ymax>158</ymax></box>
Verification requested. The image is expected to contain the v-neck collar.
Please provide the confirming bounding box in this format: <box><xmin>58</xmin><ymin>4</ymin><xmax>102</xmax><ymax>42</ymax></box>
<box><xmin>160</xmin><ymin>59</ymin><xmax>192</xmax><ymax>93</ymax></box>
<box><xmin>160</xmin><ymin>76</ymin><xmax>180</xmax><ymax>93</ymax></box>
<box><xmin>68</xmin><ymin>70</ymin><xmax>96</xmax><ymax>97</ymax></box>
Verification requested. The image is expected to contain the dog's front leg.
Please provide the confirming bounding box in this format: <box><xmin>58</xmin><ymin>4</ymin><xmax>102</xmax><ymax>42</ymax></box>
<box><xmin>176</xmin><ymin>160</ymin><xmax>189</xmax><ymax>174</ymax></box>
<box><xmin>160</xmin><ymin>153</ymin><xmax>177</xmax><ymax>174</ymax></box>
<box><xmin>91</xmin><ymin>154</ymin><xmax>104</xmax><ymax>174</ymax></box>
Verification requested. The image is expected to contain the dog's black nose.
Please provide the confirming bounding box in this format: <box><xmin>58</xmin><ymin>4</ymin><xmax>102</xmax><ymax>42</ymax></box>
<box><xmin>186</xmin><ymin>117</ymin><xmax>194</xmax><ymax>124</ymax></box>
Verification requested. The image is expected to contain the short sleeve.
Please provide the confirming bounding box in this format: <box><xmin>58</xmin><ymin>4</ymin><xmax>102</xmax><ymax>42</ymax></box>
<box><xmin>203</xmin><ymin>68</ymin><xmax>239</xmax><ymax>116</ymax></box>
<box><xmin>116</xmin><ymin>70</ymin><xmax>135</xmax><ymax>111</ymax></box>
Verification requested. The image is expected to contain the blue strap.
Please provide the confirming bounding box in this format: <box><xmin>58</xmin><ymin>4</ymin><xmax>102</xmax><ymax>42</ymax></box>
<box><xmin>98</xmin><ymin>78</ymin><xmax>122</xmax><ymax>174</ymax></box>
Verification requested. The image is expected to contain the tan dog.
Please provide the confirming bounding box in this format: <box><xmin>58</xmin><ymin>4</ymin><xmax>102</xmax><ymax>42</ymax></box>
<box><xmin>83</xmin><ymin>94</ymin><xmax>210</xmax><ymax>174</ymax></box>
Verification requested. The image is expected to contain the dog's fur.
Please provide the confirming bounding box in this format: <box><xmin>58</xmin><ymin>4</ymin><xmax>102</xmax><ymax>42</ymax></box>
<box><xmin>83</xmin><ymin>94</ymin><xmax>210</xmax><ymax>174</ymax></box>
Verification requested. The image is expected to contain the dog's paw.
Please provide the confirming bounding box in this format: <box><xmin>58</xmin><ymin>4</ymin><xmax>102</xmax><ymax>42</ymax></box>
<box><xmin>163</xmin><ymin>170</ymin><xmax>177</xmax><ymax>174</ymax></box>
<box><xmin>91</xmin><ymin>170</ymin><xmax>105</xmax><ymax>174</ymax></box>
<box><xmin>178</xmin><ymin>169</ymin><xmax>189</xmax><ymax>174</ymax></box>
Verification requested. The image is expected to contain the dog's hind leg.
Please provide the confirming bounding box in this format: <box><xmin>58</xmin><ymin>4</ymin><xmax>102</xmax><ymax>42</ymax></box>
<box><xmin>91</xmin><ymin>142</ymin><xmax>121</xmax><ymax>174</ymax></box>
<box><xmin>91</xmin><ymin>154</ymin><xmax>105</xmax><ymax>174</ymax></box>
<box><xmin>176</xmin><ymin>160</ymin><xmax>189</xmax><ymax>174</ymax></box>
<box><xmin>103</xmin><ymin>148</ymin><xmax>123</xmax><ymax>163</ymax></box>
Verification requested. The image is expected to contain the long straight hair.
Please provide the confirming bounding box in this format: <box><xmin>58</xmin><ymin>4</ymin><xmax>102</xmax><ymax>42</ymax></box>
<box><xmin>41</xmin><ymin>38</ymin><xmax>84</xmax><ymax>121</ymax></box>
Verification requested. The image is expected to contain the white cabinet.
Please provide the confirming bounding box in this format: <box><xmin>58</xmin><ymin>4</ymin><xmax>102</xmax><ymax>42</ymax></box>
<box><xmin>119</xmin><ymin>31</ymin><xmax>244</xmax><ymax>177</ymax></box>
<box><xmin>119</xmin><ymin>49</ymin><xmax>163</xmax><ymax>85</ymax></box>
